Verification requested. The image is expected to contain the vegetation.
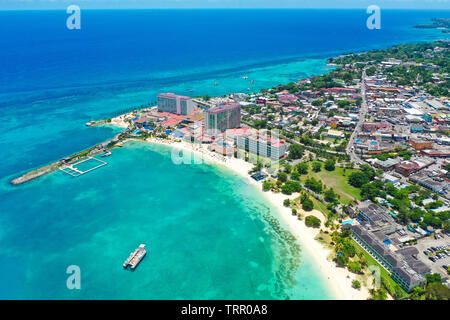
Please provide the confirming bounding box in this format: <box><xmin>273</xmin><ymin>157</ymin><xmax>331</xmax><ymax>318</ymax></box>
<box><xmin>281</xmin><ymin>180</ymin><xmax>302</xmax><ymax>195</ymax></box>
<box><xmin>305</xmin><ymin>215</ymin><xmax>321</xmax><ymax>228</ymax></box>
<box><xmin>328</xmin><ymin>41</ymin><xmax>449</xmax><ymax>97</ymax></box>
<box><xmin>288</xmin><ymin>144</ymin><xmax>305</xmax><ymax>160</ymax></box>
<box><xmin>304</xmin><ymin>177</ymin><xmax>323</xmax><ymax>194</ymax></box>
<box><xmin>296</xmin><ymin>162</ymin><xmax>309</xmax><ymax>175</ymax></box>
<box><xmin>312</xmin><ymin>161</ymin><xmax>322</xmax><ymax>172</ymax></box>
<box><xmin>352</xmin><ymin>280</ymin><xmax>361</xmax><ymax>289</ymax></box>
<box><xmin>303</xmin><ymin>163</ymin><xmax>361</xmax><ymax>204</ymax></box>
<box><xmin>324</xmin><ymin>158</ymin><xmax>336</xmax><ymax>171</ymax></box>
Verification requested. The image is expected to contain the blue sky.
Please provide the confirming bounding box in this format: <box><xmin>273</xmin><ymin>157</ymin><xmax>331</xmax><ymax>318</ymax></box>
<box><xmin>0</xmin><ymin>0</ymin><xmax>448</xmax><ymax>10</ymax></box>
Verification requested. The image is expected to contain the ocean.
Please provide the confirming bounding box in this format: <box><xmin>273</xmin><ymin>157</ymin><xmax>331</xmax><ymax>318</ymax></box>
<box><xmin>0</xmin><ymin>9</ymin><xmax>448</xmax><ymax>299</ymax></box>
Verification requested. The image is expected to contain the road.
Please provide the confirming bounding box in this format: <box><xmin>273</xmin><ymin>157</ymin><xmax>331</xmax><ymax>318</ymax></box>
<box><xmin>346</xmin><ymin>68</ymin><xmax>368</xmax><ymax>166</ymax></box>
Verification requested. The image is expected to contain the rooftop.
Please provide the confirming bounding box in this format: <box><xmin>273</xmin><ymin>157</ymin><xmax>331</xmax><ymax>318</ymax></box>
<box><xmin>157</xmin><ymin>92</ymin><xmax>192</xmax><ymax>101</ymax></box>
<box><xmin>205</xmin><ymin>103</ymin><xmax>240</xmax><ymax>114</ymax></box>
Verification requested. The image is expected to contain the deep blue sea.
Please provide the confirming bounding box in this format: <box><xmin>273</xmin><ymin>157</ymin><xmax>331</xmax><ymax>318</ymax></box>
<box><xmin>0</xmin><ymin>9</ymin><xmax>448</xmax><ymax>299</ymax></box>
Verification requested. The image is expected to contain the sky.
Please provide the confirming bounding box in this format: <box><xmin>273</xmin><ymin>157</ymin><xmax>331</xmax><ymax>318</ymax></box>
<box><xmin>0</xmin><ymin>0</ymin><xmax>448</xmax><ymax>10</ymax></box>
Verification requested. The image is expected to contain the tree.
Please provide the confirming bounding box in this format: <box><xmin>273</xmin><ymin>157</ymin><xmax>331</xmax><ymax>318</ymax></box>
<box><xmin>348</xmin><ymin>171</ymin><xmax>370</xmax><ymax>188</ymax></box>
<box><xmin>305</xmin><ymin>178</ymin><xmax>323</xmax><ymax>193</ymax></box>
<box><xmin>324</xmin><ymin>188</ymin><xmax>337</xmax><ymax>203</ymax></box>
<box><xmin>335</xmin><ymin>253</ymin><xmax>349</xmax><ymax>266</ymax></box>
<box><xmin>296</xmin><ymin>162</ymin><xmax>309</xmax><ymax>175</ymax></box>
<box><xmin>262</xmin><ymin>180</ymin><xmax>273</xmax><ymax>192</ymax></box>
<box><xmin>250</xmin><ymin>160</ymin><xmax>262</xmax><ymax>174</ymax></box>
<box><xmin>369</xmin><ymin>288</ymin><xmax>388</xmax><ymax>300</ymax></box>
<box><xmin>278</xmin><ymin>172</ymin><xmax>288</xmax><ymax>183</ymax></box>
<box><xmin>290</xmin><ymin>171</ymin><xmax>300</xmax><ymax>181</ymax></box>
<box><xmin>360</xmin><ymin>182</ymin><xmax>382</xmax><ymax>201</ymax></box>
<box><xmin>288</xmin><ymin>144</ymin><xmax>304</xmax><ymax>160</ymax></box>
<box><xmin>360</xmin><ymin>164</ymin><xmax>376</xmax><ymax>180</ymax></box>
<box><xmin>283</xmin><ymin>199</ymin><xmax>291</xmax><ymax>207</ymax></box>
<box><xmin>425</xmin><ymin>282</ymin><xmax>450</xmax><ymax>300</ymax></box>
<box><xmin>305</xmin><ymin>215</ymin><xmax>321</xmax><ymax>227</ymax></box>
<box><xmin>312</xmin><ymin>161</ymin><xmax>322</xmax><ymax>172</ymax></box>
<box><xmin>352</xmin><ymin>280</ymin><xmax>361</xmax><ymax>289</ymax></box>
<box><xmin>282</xmin><ymin>181</ymin><xmax>302</xmax><ymax>195</ymax></box>
<box><xmin>348</xmin><ymin>261</ymin><xmax>362</xmax><ymax>274</ymax></box>
<box><xmin>336</xmin><ymin>239</ymin><xmax>356</xmax><ymax>258</ymax></box>
<box><xmin>410</xmin><ymin>286</ymin><xmax>426</xmax><ymax>300</ymax></box>
<box><xmin>426</xmin><ymin>273</ymin><xmax>442</xmax><ymax>285</ymax></box>
<box><xmin>284</xmin><ymin>163</ymin><xmax>292</xmax><ymax>174</ymax></box>
<box><xmin>324</xmin><ymin>158</ymin><xmax>335</xmax><ymax>171</ymax></box>
<box><xmin>302</xmin><ymin>199</ymin><xmax>314</xmax><ymax>212</ymax></box>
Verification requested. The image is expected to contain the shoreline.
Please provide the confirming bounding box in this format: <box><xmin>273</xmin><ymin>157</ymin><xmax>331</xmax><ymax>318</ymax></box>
<box><xmin>144</xmin><ymin>137</ymin><xmax>370</xmax><ymax>300</ymax></box>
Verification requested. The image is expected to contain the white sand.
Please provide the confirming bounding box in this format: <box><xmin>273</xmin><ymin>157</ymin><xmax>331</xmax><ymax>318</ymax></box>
<box><xmin>110</xmin><ymin>115</ymin><xmax>130</xmax><ymax>128</ymax></box>
<box><xmin>142</xmin><ymin>137</ymin><xmax>370</xmax><ymax>300</ymax></box>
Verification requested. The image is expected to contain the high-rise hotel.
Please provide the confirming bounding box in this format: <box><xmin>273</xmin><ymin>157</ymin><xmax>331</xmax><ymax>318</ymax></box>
<box><xmin>157</xmin><ymin>93</ymin><xmax>195</xmax><ymax>115</ymax></box>
<box><xmin>235</xmin><ymin>130</ymin><xmax>287</xmax><ymax>161</ymax></box>
<box><xmin>204</xmin><ymin>103</ymin><xmax>241</xmax><ymax>133</ymax></box>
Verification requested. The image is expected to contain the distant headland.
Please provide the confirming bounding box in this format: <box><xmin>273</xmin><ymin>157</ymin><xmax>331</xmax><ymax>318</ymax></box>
<box><xmin>414</xmin><ymin>18</ymin><xmax>450</xmax><ymax>33</ymax></box>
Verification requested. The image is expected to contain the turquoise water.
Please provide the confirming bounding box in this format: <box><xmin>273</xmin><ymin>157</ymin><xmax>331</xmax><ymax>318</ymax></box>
<box><xmin>0</xmin><ymin>142</ymin><xmax>333</xmax><ymax>299</ymax></box>
<box><xmin>0</xmin><ymin>9</ymin><xmax>448</xmax><ymax>299</ymax></box>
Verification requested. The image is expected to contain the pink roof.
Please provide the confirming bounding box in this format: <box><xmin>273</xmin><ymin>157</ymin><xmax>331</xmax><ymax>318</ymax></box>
<box><xmin>161</xmin><ymin>118</ymin><xmax>182</xmax><ymax>126</ymax></box>
<box><xmin>156</xmin><ymin>111</ymin><xmax>184</xmax><ymax>119</ymax></box>
<box><xmin>205</xmin><ymin>103</ymin><xmax>240</xmax><ymax>114</ymax></box>
<box><xmin>225</xmin><ymin>127</ymin><xmax>251</xmax><ymax>136</ymax></box>
<box><xmin>157</xmin><ymin>92</ymin><xmax>192</xmax><ymax>101</ymax></box>
<box><xmin>278</xmin><ymin>95</ymin><xmax>297</xmax><ymax>100</ymax></box>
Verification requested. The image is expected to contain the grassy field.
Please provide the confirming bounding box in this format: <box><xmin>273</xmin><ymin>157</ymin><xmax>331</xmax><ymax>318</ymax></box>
<box><xmin>300</xmin><ymin>163</ymin><xmax>361</xmax><ymax>204</ymax></box>
<box><xmin>310</xmin><ymin>196</ymin><xmax>333</xmax><ymax>219</ymax></box>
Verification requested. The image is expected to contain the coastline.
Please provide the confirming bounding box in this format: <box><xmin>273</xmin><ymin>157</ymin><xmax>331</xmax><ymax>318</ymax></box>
<box><xmin>144</xmin><ymin>136</ymin><xmax>370</xmax><ymax>300</ymax></box>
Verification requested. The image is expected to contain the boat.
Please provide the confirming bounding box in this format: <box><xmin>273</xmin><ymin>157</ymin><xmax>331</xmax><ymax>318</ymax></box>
<box><xmin>123</xmin><ymin>244</ymin><xmax>147</xmax><ymax>270</ymax></box>
<box><xmin>242</xmin><ymin>76</ymin><xmax>248</xmax><ymax>79</ymax></box>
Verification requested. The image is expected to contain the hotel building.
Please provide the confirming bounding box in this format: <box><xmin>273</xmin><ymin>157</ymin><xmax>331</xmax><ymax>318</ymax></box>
<box><xmin>234</xmin><ymin>130</ymin><xmax>286</xmax><ymax>161</ymax></box>
<box><xmin>351</xmin><ymin>224</ymin><xmax>427</xmax><ymax>292</ymax></box>
<box><xmin>204</xmin><ymin>103</ymin><xmax>241</xmax><ymax>133</ymax></box>
<box><xmin>157</xmin><ymin>93</ymin><xmax>195</xmax><ymax>115</ymax></box>
<box><xmin>346</xmin><ymin>200</ymin><xmax>430</xmax><ymax>292</ymax></box>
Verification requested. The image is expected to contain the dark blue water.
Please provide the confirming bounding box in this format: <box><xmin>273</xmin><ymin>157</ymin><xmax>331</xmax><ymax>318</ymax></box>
<box><xmin>0</xmin><ymin>9</ymin><xmax>448</xmax><ymax>299</ymax></box>
<box><xmin>0</xmin><ymin>9</ymin><xmax>448</xmax><ymax>179</ymax></box>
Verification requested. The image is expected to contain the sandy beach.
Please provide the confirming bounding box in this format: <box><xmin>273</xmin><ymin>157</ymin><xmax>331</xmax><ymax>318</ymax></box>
<box><xmin>144</xmin><ymin>136</ymin><xmax>370</xmax><ymax>300</ymax></box>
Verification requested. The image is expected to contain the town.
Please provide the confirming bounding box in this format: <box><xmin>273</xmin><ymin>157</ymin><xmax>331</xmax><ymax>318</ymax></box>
<box><xmin>12</xmin><ymin>40</ymin><xmax>450</xmax><ymax>300</ymax></box>
<box><xmin>117</xmin><ymin>40</ymin><xmax>449</xmax><ymax>300</ymax></box>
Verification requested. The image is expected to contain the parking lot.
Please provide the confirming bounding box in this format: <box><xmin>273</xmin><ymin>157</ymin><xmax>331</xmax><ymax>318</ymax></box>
<box><xmin>415</xmin><ymin>234</ymin><xmax>450</xmax><ymax>279</ymax></box>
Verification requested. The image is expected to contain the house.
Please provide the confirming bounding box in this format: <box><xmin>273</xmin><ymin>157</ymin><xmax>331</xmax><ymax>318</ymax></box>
<box><xmin>410</xmin><ymin>139</ymin><xmax>433</xmax><ymax>150</ymax></box>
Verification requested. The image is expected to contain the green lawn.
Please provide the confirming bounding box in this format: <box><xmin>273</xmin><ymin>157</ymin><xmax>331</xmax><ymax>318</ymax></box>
<box><xmin>301</xmin><ymin>164</ymin><xmax>361</xmax><ymax>204</ymax></box>
<box><xmin>310</xmin><ymin>196</ymin><xmax>332</xmax><ymax>219</ymax></box>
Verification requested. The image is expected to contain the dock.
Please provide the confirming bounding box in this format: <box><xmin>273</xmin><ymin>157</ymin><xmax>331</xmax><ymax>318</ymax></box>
<box><xmin>59</xmin><ymin>156</ymin><xmax>107</xmax><ymax>177</ymax></box>
<box><xmin>101</xmin><ymin>150</ymin><xmax>112</xmax><ymax>157</ymax></box>
<box><xmin>123</xmin><ymin>244</ymin><xmax>147</xmax><ymax>270</ymax></box>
